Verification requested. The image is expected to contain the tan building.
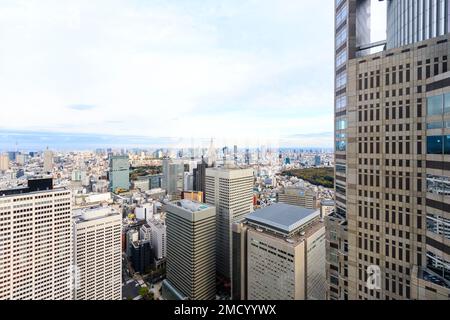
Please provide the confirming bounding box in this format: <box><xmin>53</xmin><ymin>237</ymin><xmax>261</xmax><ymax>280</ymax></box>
<box><xmin>0</xmin><ymin>154</ymin><xmax>9</xmax><ymax>171</ymax></box>
<box><xmin>330</xmin><ymin>0</ymin><xmax>450</xmax><ymax>300</ymax></box>
<box><xmin>162</xmin><ymin>200</ymin><xmax>216</xmax><ymax>300</ymax></box>
<box><xmin>205</xmin><ymin>165</ymin><xmax>254</xmax><ymax>283</ymax></box>
<box><xmin>233</xmin><ymin>203</ymin><xmax>326</xmax><ymax>300</ymax></box>
<box><xmin>277</xmin><ymin>186</ymin><xmax>317</xmax><ymax>209</ymax></box>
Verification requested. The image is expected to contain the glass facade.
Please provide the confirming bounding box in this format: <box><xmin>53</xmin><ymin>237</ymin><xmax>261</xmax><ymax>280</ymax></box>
<box><xmin>427</xmin><ymin>94</ymin><xmax>444</xmax><ymax>115</ymax></box>
<box><xmin>387</xmin><ymin>0</ymin><xmax>450</xmax><ymax>49</ymax></box>
<box><xmin>427</xmin><ymin>214</ymin><xmax>450</xmax><ymax>239</ymax></box>
<box><xmin>427</xmin><ymin>135</ymin><xmax>444</xmax><ymax>154</ymax></box>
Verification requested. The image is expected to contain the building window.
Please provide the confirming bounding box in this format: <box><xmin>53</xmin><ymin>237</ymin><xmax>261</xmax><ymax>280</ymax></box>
<box><xmin>336</xmin><ymin>95</ymin><xmax>347</xmax><ymax>110</ymax></box>
<box><xmin>336</xmin><ymin>119</ymin><xmax>347</xmax><ymax>130</ymax></box>
<box><xmin>427</xmin><ymin>136</ymin><xmax>443</xmax><ymax>154</ymax></box>
<box><xmin>336</xmin><ymin>140</ymin><xmax>346</xmax><ymax>152</ymax></box>
<box><xmin>427</xmin><ymin>95</ymin><xmax>443</xmax><ymax>115</ymax></box>
<box><xmin>336</xmin><ymin>50</ymin><xmax>347</xmax><ymax>68</ymax></box>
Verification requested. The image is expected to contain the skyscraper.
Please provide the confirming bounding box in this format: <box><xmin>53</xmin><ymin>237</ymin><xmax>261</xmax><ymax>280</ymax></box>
<box><xmin>193</xmin><ymin>158</ymin><xmax>208</xmax><ymax>201</ymax></box>
<box><xmin>73</xmin><ymin>206</ymin><xmax>122</xmax><ymax>300</ymax></box>
<box><xmin>108</xmin><ymin>155</ymin><xmax>130</xmax><ymax>192</ymax></box>
<box><xmin>162</xmin><ymin>200</ymin><xmax>216</xmax><ymax>300</ymax></box>
<box><xmin>162</xmin><ymin>158</ymin><xmax>184</xmax><ymax>195</ymax></box>
<box><xmin>0</xmin><ymin>179</ymin><xmax>73</xmax><ymax>300</ymax></box>
<box><xmin>205</xmin><ymin>165</ymin><xmax>254</xmax><ymax>285</ymax></box>
<box><xmin>328</xmin><ymin>0</ymin><xmax>450</xmax><ymax>300</ymax></box>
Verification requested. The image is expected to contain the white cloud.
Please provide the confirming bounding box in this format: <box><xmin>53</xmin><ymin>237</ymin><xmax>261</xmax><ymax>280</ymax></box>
<box><xmin>0</xmin><ymin>0</ymin><xmax>345</xmax><ymax>148</ymax></box>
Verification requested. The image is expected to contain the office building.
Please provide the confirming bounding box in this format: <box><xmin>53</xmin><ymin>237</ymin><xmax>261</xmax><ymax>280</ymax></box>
<box><xmin>140</xmin><ymin>223</ymin><xmax>152</xmax><ymax>242</ymax></box>
<box><xmin>135</xmin><ymin>203</ymin><xmax>153</xmax><ymax>221</ymax></box>
<box><xmin>162</xmin><ymin>200</ymin><xmax>216</xmax><ymax>300</ymax></box>
<box><xmin>193</xmin><ymin>160</ymin><xmax>208</xmax><ymax>201</ymax></box>
<box><xmin>232</xmin><ymin>204</ymin><xmax>326</xmax><ymax>300</ymax></box>
<box><xmin>43</xmin><ymin>149</ymin><xmax>53</xmax><ymax>173</ymax></box>
<box><xmin>162</xmin><ymin>159</ymin><xmax>184</xmax><ymax>195</ymax></box>
<box><xmin>329</xmin><ymin>0</ymin><xmax>450</xmax><ymax>300</ymax></box>
<box><xmin>149</xmin><ymin>219</ymin><xmax>167</xmax><ymax>260</ymax></box>
<box><xmin>277</xmin><ymin>186</ymin><xmax>318</xmax><ymax>209</ymax></box>
<box><xmin>314</xmin><ymin>155</ymin><xmax>321</xmax><ymax>166</ymax></box>
<box><xmin>320</xmin><ymin>199</ymin><xmax>335</xmax><ymax>217</ymax></box>
<box><xmin>205</xmin><ymin>165</ymin><xmax>254</xmax><ymax>283</ymax></box>
<box><xmin>126</xmin><ymin>229</ymin><xmax>139</xmax><ymax>257</ymax></box>
<box><xmin>0</xmin><ymin>154</ymin><xmax>9</xmax><ymax>171</ymax></box>
<box><xmin>132</xmin><ymin>179</ymin><xmax>149</xmax><ymax>191</ymax></box>
<box><xmin>130</xmin><ymin>240</ymin><xmax>153</xmax><ymax>274</ymax></box>
<box><xmin>109</xmin><ymin>155</ymin><xmax>130</xmax><ymax>193</ymax></box>
<box><xmin>0</xmin><ymin>179</ymin><xmax>73</xmax><ymax>300</ymax></box>
<box><xmin>16</xmin><ymin>154</ymin><xmax>27</xmax><ymax>165</ymax></box>
<box><xmin>73</xmin><ymin>206</ymin><xmax>122</xmax><ymax>300</ymax></box>
<box><xmin>181</xmin><ymin>190</ymin><xmax>204</xmax><ymax>202</ymax></box>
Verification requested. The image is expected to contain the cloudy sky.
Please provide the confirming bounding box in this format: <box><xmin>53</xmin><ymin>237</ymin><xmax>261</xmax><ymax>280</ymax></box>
<box><xmin>0</xmin><ymin>0</ymin><xmax>386</xmax><ymax>150</ymax></box>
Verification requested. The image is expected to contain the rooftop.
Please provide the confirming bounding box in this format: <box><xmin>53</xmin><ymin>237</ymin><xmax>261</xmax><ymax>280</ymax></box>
<box><xmin>74</xmin><ymin>205</ymin><xmax>119</xmax><ymax>222</ymax></box>
<box><xmin>246</xmin><ymin>203</ymin><xmax>319</xmax><ymax>235</ymax></box>
<box><xmin>172</xmin><ymin>199</ymin><xmax>211</xmax><ymax>212</ymax></box>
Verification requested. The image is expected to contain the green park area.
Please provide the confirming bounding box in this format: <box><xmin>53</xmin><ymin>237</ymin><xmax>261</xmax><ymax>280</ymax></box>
<box><xmin>282</xmin><ymin>167</ymin><xmax>334</xmax><ymax>189</ymax></box>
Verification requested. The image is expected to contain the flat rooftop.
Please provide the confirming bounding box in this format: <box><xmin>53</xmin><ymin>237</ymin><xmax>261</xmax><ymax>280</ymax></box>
<box><xmin>172</xmin><ymin>199</ymin><xmax>211</xmax><ymax>212</ymax></box>
<box><xmin>246</xmin><ymin>203</ymin><xmax>319</xmax><ymax>235</ymax></box>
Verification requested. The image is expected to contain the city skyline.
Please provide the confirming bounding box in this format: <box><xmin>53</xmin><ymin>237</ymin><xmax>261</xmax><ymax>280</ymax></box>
<box><xmin>0</xmin><ymin>1</ymin><xmax>385</xmax><ymax>149</ymax></box>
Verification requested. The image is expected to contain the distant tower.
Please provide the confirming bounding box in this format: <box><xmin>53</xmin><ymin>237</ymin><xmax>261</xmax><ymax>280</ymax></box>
<box><xmin>207</xmin><ymin>138</ymin><xmax>217</xmax><ymax>167</ymax></box>
<box><xmin>245</xmin><ymin>149</ymin><xmax>250</xmax><ymax>165</ymax></box>
<box><xmin>43</xmin><ymin>147</ymin><xmax>53</xmax><ymax>173</ymax></box>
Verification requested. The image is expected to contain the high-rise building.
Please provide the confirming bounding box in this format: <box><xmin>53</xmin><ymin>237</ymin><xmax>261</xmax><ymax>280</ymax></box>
<box><xmin>162</xmin><ymin>159</ymin><xmax>184</xmax><ymax>195</ymax></box>
<box><xmin>193</xmin><ymin>159</ymin><xmax>208</xmax><ymax>201</ymax></box>
<box><xmin>43</xmin><ymin>149</ymin><xmax>53</xmax><ymax>173</ymax></box>
<box><xmin>314</xmin><ymin>154</ymin><xmax>321</xmax><ymax>166</ymax></box>
<box><xmin>108</xmin><ymin>155</ymin><xmax>130</xmax><ymax>192</ymax></box>
<box><xmin>232</xmin><ymin>204</ymin><xmax>326</xmax><ymax>300</ymax></box>
<box><xmin>328</xmin><ymin>0</ymin><xmax>450</xmax><ymax>300</ymax></box>
<box><xmin>73</xmin><ymin>206</ymin><xmax>122</xmax><ymax>300</ymax></box>
<box><xmin>205</xmin><ymin>165</ymin><xmax>254</xmax><ymax>284</ymax></box>
<box><xmin>162</xmin><ymin>200</ymin><xmax>216</xmax><ymax>300</ymax></box>
<box><xmin>0</xmin><ymin>179</ymin><xmax>73</xmax><ymax>300</ymax></box>
<box><xmin>0</xmin><ymin>154</ymin><xmax>9</xmax><ymax>171</ymax></box>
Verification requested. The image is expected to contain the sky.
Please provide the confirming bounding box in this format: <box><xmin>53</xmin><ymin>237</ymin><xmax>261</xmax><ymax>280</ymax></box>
<box><xmin>0</xmin><ymin>0</ymin><xmax>386</xmax><ymax>150</ymax></box>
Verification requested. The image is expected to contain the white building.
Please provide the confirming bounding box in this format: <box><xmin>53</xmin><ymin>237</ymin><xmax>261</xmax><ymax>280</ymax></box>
<box><xmin>140</xmin><ymin>223</ymin><xmax>152</xmax><ymax>242</ymax></box>
<box><xmin>73</xmin><ymin>206</ymin><xmax>122</xmax><ymax>300</ymax></box>
<box><xmin>135</xmin><ymin>203</ymin><xmax>153</xmax><ymax>221</ymax></box>
<box><xmin>0</xmin><ymin>179</ymin><xmax>73</xmax><ymax>300</ymax></box>
<box><xmin>149</xmin><ymin>219</ymin><xmax>167</xmax><ymax>260</ymax></box>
